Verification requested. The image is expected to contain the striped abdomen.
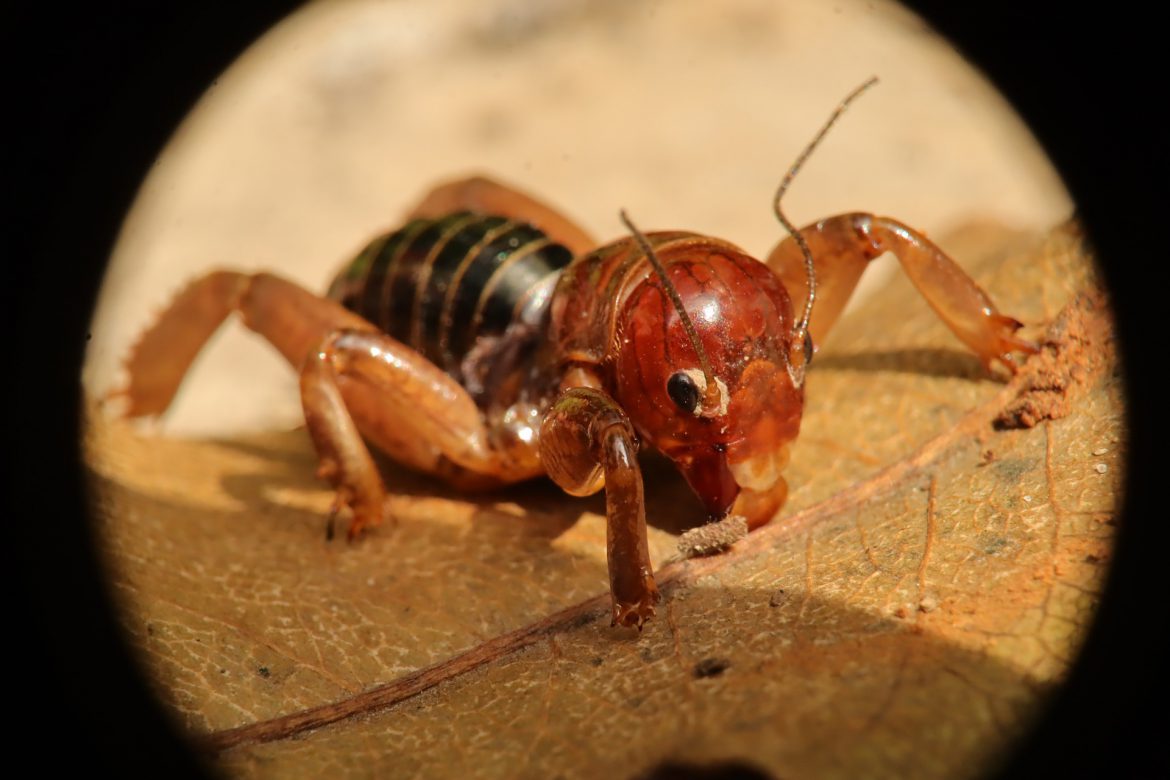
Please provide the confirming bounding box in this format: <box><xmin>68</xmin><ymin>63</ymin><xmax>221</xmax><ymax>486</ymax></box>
<box><xmin>327</xmin><ymin>211</ymin><xmax>573</xmax><ymax>383</ymax></box>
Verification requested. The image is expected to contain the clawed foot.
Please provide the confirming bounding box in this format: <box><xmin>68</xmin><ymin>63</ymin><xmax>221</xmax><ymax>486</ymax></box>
<box><xmin>611</xmin><ymin>587</ymin><xmax>662</xmax><ymax>630</ymax></box>
<box><xmin>316</xmin><ymin>459</ymin><xmax>387</xmax><ymax>541</ymax></box>
<box><xmin>981</xmin><ymin>313</ymin><xmax>1040</xmax><ymax>376</ymax></box>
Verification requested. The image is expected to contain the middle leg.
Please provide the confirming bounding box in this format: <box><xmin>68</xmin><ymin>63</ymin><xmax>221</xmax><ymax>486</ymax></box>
<box><xmin>766</xmin><ymin>213</ymin><xmax>1038</xmax><ymax>372</ymax></box>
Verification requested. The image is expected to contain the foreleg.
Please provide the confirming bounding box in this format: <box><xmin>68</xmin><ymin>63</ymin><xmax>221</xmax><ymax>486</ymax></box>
<box><xmin>540</xmin><ymin>387</ymin><xmax>659</xmax><ymax>628</ymax></box>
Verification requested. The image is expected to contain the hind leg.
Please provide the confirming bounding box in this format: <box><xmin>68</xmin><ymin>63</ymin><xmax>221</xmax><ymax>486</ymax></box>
<box><xmin>114</xmin><ymin>271</ymin><xmax>539</xmax><ymax>538</ymax></box>
<box><xmin>408</xmin><ymin>174</ymin><xmax>596</xmax><ymax>256</ymax></box>
<box><xmin>111</xmin><ymin>271</ymin><xmax>375</xmax><ymax>417</ymax></box>
<box><xmin>302</xmin><ymin>328</ymin><xmax>542</xmax><ymax>538</ymax></box>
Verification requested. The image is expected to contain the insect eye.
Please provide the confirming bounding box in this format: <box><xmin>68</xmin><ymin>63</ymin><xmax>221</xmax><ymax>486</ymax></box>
<box><xmin>803</xmin><ymin>330</ymin><xmax>815</xmax><ymax>365</ymax></box>
<box><xmin>666</xmin><ymin>371</ymin><xmax>701</xmax><ymax>413</ymax></box>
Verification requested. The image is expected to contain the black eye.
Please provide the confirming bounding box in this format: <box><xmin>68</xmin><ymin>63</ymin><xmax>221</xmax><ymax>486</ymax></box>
<box><xmin>803</xmin><ymin>330</ymin><xmax>815</xmax><ymax>365</ymax></box>
<box><xmin>667</xmin><ymin>371</ymin><xmax>700</xmax><ymax>413</ymax></box>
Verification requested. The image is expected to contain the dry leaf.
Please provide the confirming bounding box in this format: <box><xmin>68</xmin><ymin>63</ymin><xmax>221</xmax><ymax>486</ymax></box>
<box><xmin>84</xmin><ymin>221</ymin><xmax>1120</xmax><ymax>778</ymax></box>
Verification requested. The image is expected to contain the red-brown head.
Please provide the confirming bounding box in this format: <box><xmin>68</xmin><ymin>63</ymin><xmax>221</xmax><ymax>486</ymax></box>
<box><xmin>602</xmin><ymin>79</ymin><xmax>880</xmax><ymax>524</ymax></box>
<box><xmin>611</xmin><ymin>231</ymin><xmax>808</xmax><ymax>521</ymax></box>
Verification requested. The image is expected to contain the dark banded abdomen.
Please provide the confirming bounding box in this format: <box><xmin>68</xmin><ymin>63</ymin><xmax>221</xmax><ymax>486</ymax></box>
<box><xmin>327</xmin><ymin>211</ymin><xmax>573</xmax><ymax>380</ymax></box>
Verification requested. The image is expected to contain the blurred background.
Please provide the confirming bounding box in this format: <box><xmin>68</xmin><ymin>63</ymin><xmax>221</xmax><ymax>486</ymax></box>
<box><xmin>84</xmin><ymin>0</ymin><xmax>1071</xmax><ymax>434</ymax></box>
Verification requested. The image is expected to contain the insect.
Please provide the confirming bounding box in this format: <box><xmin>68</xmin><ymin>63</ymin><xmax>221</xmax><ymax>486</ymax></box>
<box><xmin>113</xmin><ymin>79</ymin><xmax>1036</xmax><ymax>629</ymax></box>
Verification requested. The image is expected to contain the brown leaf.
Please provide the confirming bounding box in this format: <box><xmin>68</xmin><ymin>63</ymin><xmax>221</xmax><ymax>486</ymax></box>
<box><xmin>84</xmin><ymin>221</ymin><xmax>1120</xmax><ymax>778</ymax></box>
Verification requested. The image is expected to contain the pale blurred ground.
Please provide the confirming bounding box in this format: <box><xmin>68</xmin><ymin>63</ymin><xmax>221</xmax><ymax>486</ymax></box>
<box><xmin>84</xmin><ymin>0</ymin><xmax>1071</xmax><ymax>435</ymax></box>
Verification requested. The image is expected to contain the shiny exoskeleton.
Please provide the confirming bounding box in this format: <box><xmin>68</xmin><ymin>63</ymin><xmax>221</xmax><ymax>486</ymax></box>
<box><xmin>114</xmin><ymin>86</ymin><xmax>1038</xmax><ymax>629</ymax></box>
<box><xmin>325</xmin><ymin>211</ymin><xmax>571</xmax><ymax>404</ymax></box>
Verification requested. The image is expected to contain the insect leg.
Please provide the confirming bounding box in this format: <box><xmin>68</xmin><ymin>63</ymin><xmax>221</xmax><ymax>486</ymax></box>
<box><xmin>407</xmin><ymin>174</ymin><xmax>596</xmax><ymax>256</ymax></box>
<box><xmin>112</xmin><ymin>271</ymin><xmax>374</xmax><ymax>417</ymax></box>
<box><xmin>115</xmin><ymin>271</ymin><xmax>535</xmax><ymax>537</ymax></box>
<box><xmin>540</xmin><ymin>387</ymin><xmax>660</xmax><ymax>629</ymax></box>
<box><xmin>305</xmin><ymin>324</ymin><xmax>555</xmax><ymax>537</ymax></box>
<box><xmin>765</xmin><ymin>213</ymin><xmax>1038</xmax><ymax>373</ymax></box>
<box><xmin>300</xmin><ymin>337</ymin><xmax>386</xmax><ymax>540</ymax></box>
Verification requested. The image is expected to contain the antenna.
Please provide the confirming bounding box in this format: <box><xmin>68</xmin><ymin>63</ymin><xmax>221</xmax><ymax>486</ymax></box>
<box><xmin>774</xmin><ymin>76</ymin><xmax>880</xmax><ymax>344</ymax></box>
<box><xmin>620</xmin><ymin>209</ymin><xmax>721</xmax><ymax>413</ymax></box>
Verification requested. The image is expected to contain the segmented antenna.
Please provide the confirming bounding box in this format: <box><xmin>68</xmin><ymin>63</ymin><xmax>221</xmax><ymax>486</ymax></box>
<box><xmin>774</xmin><ymin>76</ymin><xmax>880</xmax><ymax>343</ymax></box>
<box><xmin>620</xmin><ymin>209</ymin><xmax>721</xmax><ymax>412</ymax></box>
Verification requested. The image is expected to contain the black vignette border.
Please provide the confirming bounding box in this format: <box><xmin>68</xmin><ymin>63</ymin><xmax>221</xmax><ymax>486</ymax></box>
<box><xmin>6</xmin><ymin>1</ymin><xmax>1161</xmax><ymax>777</ymax></box>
